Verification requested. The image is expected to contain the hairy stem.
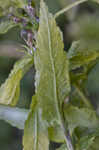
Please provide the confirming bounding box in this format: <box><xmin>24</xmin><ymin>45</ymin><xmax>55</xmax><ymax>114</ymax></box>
<box><xmin>74</xmin><ymin>84</ymin><xmax>93</xmax><ymax>109</ymax></box>
<box><xmin>54</xmin><ymin>0</ymin><xmax>87</xmax><ymax>19</ymax></box>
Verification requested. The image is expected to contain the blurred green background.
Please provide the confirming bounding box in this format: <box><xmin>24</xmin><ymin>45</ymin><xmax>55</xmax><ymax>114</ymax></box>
<box><xmin>0</xmin><ymin>0</ymin><xmax>99</xmax><ymax>149</ymax></box>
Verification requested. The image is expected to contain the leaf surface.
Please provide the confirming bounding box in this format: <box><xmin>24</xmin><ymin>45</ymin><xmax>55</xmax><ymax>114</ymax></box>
<box><xmin>64</xmin><ymin>105</ymin><xmax>99</xmax><ymax>133</ymax></box>
<box><xmin>92</xmin><ymin>0</ymin><xmax>99</xmax><ymax>4</ymax></box>
<box><xmin>76</xmin><ymin>135</ymin><xmax>95</xmax><ymax>150</ymax></box>
<box><xmin>0</xmin><ymin>0</ymin><xmax>28</xmax><ymax>9</ymax></box>
<box><xmin>0</xmin><ymin>54</ymin><xmax>33</xmax><ymax>106</ymax></box>
<box><xmin>76</xmin><ymin>128</ymin><xmax>99</xmax><ymax>150</ymax></box>
<box><xmin>0</xmin><ymin>105</ymin><xmax>29</xmax><ymax>129</ymax></box>
<box><xmin>23</xmin><ymin>96</ymin><xmax>49</xmax><ymax>150</ymax></box>
<box><xmin>89</xmin><ymin>137</ymin><xmax>99</xmax><ymax>150</ymax></box>
<box><xmin>0</xmin><ymin>20</ymin><xmax>18</xmax><ymax>34</ymax></box>
<box><xmin>68</xmin><ymin>41</ymin><xmax>99</xmax><ymax>70</ymax></box>
<box><xmin>34</xmin><ymin>0</ymin><xmax>70</xmax><ymax>125</ymax></box>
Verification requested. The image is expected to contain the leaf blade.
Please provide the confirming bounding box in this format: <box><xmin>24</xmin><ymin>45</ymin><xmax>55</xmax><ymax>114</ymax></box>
<box><xmin>68</xmin><ymin>41</ymin><xmax>99</xmax><ymax>70</ymax></box>
<box><xmin>64</xmin><ymin>105</ymin><xmax>99</xmax><ymax>133</ymax></box>
<box><xmin>23</xmin><ymin>96</ymin><xmax>49</xmax><ymax>150</ymax></box>
<box><xmin>0</xmin><ymin>54</ymin><xmax>33</xmax><ymax>106</ymax></box>
<box><xmin>0</xmin><ymin>105</ymin><xmax>29</xmax><ymax>129</ymax></box>
<box><xmin>0</xmin><ymin>20</ymin><xmax>18</xmax><ymax>34</ymax></box>
<box><xmin>34</xmin><ymin>0</ymin><xmax>70</xmax><ymax>125</ymax></box>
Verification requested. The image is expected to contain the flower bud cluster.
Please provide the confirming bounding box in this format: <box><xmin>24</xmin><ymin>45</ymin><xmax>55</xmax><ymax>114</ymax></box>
<box><xmin>8</xmin><ymin>0</ymin><xmax>39</xmax><ymax>54</ymax></box>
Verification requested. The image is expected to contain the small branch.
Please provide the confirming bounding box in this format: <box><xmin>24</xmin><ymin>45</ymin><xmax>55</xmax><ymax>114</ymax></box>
<box><xmin>74</xmin><ymin>84</ymin><xmax>93</xmax><ymax>109</ymax></box>
<box><xmin>54</xmin><ymin>0</ymin><xmax>87</xmax><ymax>19</ymax></box>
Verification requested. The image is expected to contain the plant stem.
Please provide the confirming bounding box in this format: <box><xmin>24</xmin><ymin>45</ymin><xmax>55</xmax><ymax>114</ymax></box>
<box><xmin>54</xmin><ymin>0</ymin><xmax>87</xmax><ymax>19</ymax></box>
<box><xmin>62</xmin><ymin>122</ymin><xmax>74</xmax><ymax>150</ymax></box>
<box><xmin>74</xmin><ymin>84</ymin><xmax>93</xmax><ymax>109</ymax></box>
<box><xmin>61</xmin><ymin>103</ymin><xmax>74</xmax><ymax>150</ymax></box>
<box><xmin>65</xmin><ymin>130</ymin><xmax>74</xmax><ymax>150</ymax></box>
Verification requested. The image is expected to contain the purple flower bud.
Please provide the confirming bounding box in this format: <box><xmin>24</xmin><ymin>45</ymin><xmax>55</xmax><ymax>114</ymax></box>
<box><xmin>22</xmin><ymin>18</ymin><xmax>28</xmax><ymax>26</ymax></box>
<box><xmin>26</xmin><ymin>5</ymin><xmax>35</xmax><ymax>18</ymax></box>
<box><xmin>30</xmin><ymin>49</ymin><xmax>33</xmax><ymax>54</ymax></box>
<box><xmin>36</xmin><ymin>17</ymin><xmax>39</xmax><ymax>23</ymax></box>
<box><xmin>8</xmin><ymin>13</ymin><xmax>13</xmax><ymax>19</ymax></box>
<box><xmin>13</xmin><ymin>17</ymin><xmax>21</xmax><ymax>23</ymax></box>
<box><xmin>33</xmin><ymin>46</ymin><xmax>36</xmax><ymax>51</ymax></box>
<box><xmin>20</xmin><ymin>29</ymin><xmax>27</xmax><ymax>40</ymax></box>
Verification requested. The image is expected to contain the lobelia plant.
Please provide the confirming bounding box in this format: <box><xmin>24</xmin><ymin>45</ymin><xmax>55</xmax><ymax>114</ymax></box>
<box><xmin>1</xmin><ymin>0</ymin><xmax>99</xmax><ymax>150</ymax></box>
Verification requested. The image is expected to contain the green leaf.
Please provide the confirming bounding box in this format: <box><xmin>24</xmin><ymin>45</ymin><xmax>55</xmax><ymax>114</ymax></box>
<box><xmin>34</xmin><ymin>0</ymin><xmax>70</xmax><ymax>124</ymax></box>
<box><xmin>0</xmin><ymin>0</ymin><xmax>11</xmax><ymax>9</ymax></box>
<box><xmin>0</xmin><ymin>0</ymin><xmax>28</xmax><ymax>9</ymax></box>
<box><xmin>0</xmin><ymin>105</ymin><xmax>29</xmax><ymax>129</ymax></box>
<box><xmin>89</xmin><ymin>137</ymin><xmax>99</xmax><ymax>150</ymax></box>
<box><xmin>0</xmin><ymin>54</ymin><xmax>33</xmax><ymax>106</ymax></box>
<box><xmin>54</xmin><ymin>0</ymin><xmax>87</xmax><ymax>19</ymax></box>
<box><xmin>12</xmin><ymin>0</ymin><xmax>28</xmax><ymax>8</ymax></box>
<box><xmin>34</xmin><ymin>0</ymin><xmax>70</xmax><ymax>143</ymax></box>
<box><xmin>23</xmin><ymin>110</ymin><xmax>49</xmax><ymax>150</ymax></box>
<box><xmin>92</xmin><ymin>0</ymin><xmax>99</xmax><ymax>4</ymax></box>
<box><xmin>23</xmin><ymin>97</ymin><xmax>49</xmax><ymax>150</ymax></box>
<box><xmin>76</xmin><ymin>135</ymin><xmax>95</xmax><ymax>150</ymax></box>
<box><xmin>0</xmin><ymin>7</ymin><xmax>3</xmax><ymax>16</ymax></box>
<box><xmin>76</xmin><ymin>128</ymin><xmax>99</xmax><ymax>150</ymax></box>
<box><xmin>70</xmin><ymin>60</ymin><xmax>97</xmax><ymax>83</ymax></box>
<box><xmin>48</xmin><ymin>124</ymin><xmax>65</xmax><ymax>143</ymax></box>
<box><xmin>68</xmin><ymin>41</ymin><xmax>99</xmax><ymax>70</ymax></box>
<box><xmin>0</xmin><ymin>20</ymin><xmax>18</xmax><ymax>34</ymax></box>
<box><xmin>56</xmin><ymin>144</ymin><xmax>67</xmax><ymax>150</ymax></box>
<box><xmin>64</xmin><ymin>105</ymin><xmax>99</xmax><ymax>133</ymax></box>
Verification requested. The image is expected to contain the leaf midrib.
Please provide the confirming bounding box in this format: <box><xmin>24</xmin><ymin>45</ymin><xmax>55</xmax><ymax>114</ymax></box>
<box><xmin>45</xmin><ymin>11</ymin><xmax>61</xmax><ymax>121</ymax></box>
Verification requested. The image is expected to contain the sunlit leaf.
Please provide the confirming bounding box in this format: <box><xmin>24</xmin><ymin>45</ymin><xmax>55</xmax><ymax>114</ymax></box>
<box><xmin>34</xmin><ymin>0</ymin><xmax>70</xmax><ymax>142</ymax></box>
<box><xmin>48</xmin><ymin>124</ymin><xmax>65</xmax><ymax>143</ymax></box>
<box><xmin>0</xmin><ymin>105</ymin><xmax>29</xmax><ymax>129</ymax></box>
<box><xmin>23</xmin><ymin>96</ymin><xmax>49</xmax><ymax>150</ymax></box>
<box><xmin>0</xmin><ymin>54</ymin><xmax>33</xmax><ymax>106</ymax></box>
<box><xmin>34</xmin><ymin>0</ymin><xmax>70</xmax><ymax>124</ymax></box>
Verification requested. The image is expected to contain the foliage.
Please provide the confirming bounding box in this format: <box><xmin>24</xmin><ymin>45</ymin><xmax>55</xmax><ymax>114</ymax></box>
<box><xmin>0</xmin><ymin>0</ymin><xmax>99</xmax><ymax>150</ymax></box>
<box><xmin>0</xmin><ymin>54</ymin><xmax>33</xmax><ymax>106</ymax></box>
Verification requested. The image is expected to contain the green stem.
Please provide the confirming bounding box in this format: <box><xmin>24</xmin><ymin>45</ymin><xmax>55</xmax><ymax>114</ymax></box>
<box><xmin>61</xmin><ymin>122</ymin><xmax>74</xmax><ymax>150</ymax></box>
<box><xmin>54</xmin><ymin>0</ymin><xmax>87</xmax><ymax>19</ymax></box>
<box><xmin>74</xmin><ymin>84</ymin><xmax>93</xmax><ymax>109</ymax></box>
<box><xmin>61</xmin><ymin>103</ymin><xmax>74</xmax><ymax>150</ymax></box>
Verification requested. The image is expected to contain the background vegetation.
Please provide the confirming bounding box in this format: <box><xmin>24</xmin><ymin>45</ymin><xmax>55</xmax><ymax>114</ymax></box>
<box><xmin>0</xmin><ymin>0</ymin><xmax>99</xmax><ymax>149</ymax></box>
